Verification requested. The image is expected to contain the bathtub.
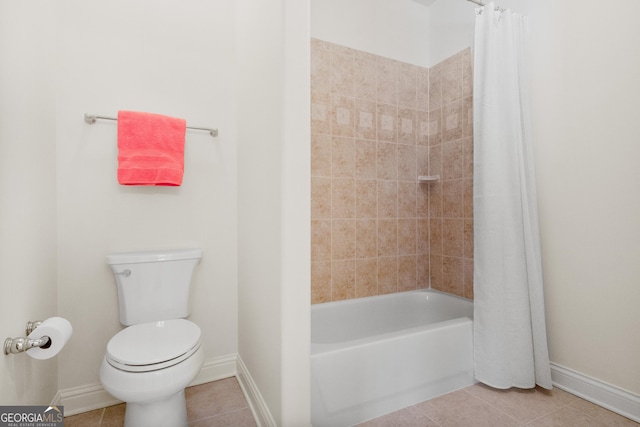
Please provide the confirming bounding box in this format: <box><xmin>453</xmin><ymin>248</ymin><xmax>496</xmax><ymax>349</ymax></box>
<box><xmin>311</xmin><ymin>289</ymin><xmax>474</xmax><ymax>427</ymax></box>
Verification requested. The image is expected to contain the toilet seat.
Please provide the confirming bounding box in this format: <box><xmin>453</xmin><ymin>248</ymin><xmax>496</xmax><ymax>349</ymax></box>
<box><xmin>106</xmin><ymin>319</ymin><xmax>201</xmax><ymax>373</ymax></box>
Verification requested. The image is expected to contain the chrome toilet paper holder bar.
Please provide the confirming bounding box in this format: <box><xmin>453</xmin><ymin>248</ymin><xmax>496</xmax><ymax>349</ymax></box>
<box><xmin>4</xmin><ymin>320</ymin><xmax>51</xmax><ymax>355</ymax></box>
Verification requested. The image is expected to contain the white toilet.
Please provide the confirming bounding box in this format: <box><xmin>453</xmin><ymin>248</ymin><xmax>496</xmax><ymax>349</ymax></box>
<box><xmin>100</xmin><ymin>249</ymin><xmax>204</xmax><ymax>427</ymax></box>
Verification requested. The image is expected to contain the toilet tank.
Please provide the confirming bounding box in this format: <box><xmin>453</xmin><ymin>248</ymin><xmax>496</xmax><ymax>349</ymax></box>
<box><xmin>106</xmin><ymin>249</ymin><xmax>203</xmax><ymax>326</ymax></box>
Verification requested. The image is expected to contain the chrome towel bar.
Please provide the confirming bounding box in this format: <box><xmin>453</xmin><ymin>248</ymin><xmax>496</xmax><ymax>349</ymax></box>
<box><xmin>84</xmin><ymin>113</ymin><xmax>218</xmax><ymax>138</ymax></box>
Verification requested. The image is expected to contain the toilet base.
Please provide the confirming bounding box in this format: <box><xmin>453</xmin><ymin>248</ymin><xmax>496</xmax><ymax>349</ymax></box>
<box><xmin>124</xmin><ymin>389</ymin><xmax>187</xmax><ymax>427</ymax></box>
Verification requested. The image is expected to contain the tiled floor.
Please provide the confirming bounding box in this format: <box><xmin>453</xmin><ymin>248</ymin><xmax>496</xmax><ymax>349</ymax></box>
<box><xmin>64</xmin><ymin>377</ymin><xmax>256</xmax><ymax>427</ymax></box>
<box><xmin>357</xmin><ymin>384</ymin><xmax>639</xmax><ymax>427</ymax></box>
<box><xmin>65</xmin><ymin>377</ymin><xmax>639</xmax><ymax>427</ymax></box>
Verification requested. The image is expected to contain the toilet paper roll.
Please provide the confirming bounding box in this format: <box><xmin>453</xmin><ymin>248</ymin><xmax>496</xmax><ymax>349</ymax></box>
<box><xmin>26</xmin><ymin>317</ymin><xmax>73</xmax><ymax>360</ymax></box>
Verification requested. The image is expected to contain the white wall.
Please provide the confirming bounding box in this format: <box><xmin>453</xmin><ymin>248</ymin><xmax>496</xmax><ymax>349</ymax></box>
<box><xmin>55</xmin><ymin>0</ymin><xmax>239</xmax><ymax>397</ymax></box>
<box><xmin>2</xmin><ymin>1</ymin><xmax>310</xmax><ymax>423</ymax></box>
<box><xmin>0</xmin><ymin>1</ymin><xmax>58</xmax><ymax>406</ymax></box>
<box><xmin>236</xmin><ymin>0</ymin><xmax>311</xmax><ymax>424</ymax></box>
<box><xmin>426</xmin><ymin>0</ymin><xmax>475</xmax><ymax>66</ymax></box>
<box><xmin>428</xmin><ymin>0</ymin><xmax>640</xmax><ymax>396</ymax></box>
<box><xmin>311</xmin><ymin>0</ymin><xmax>430</xmax><ymax>67</ymax></box>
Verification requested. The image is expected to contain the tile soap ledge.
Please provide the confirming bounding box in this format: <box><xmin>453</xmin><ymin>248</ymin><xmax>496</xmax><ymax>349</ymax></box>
<box><xmin>418</xmin><ymin>175</ymin><xmax>440</xmax><ymax>182</ymax></box>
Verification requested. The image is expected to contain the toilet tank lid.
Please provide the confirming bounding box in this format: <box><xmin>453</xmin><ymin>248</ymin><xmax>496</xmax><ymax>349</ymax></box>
<box><xmin>107</xmin><ymin>248</ymin><xmax>203</xmax><ymax>265</ymax></box>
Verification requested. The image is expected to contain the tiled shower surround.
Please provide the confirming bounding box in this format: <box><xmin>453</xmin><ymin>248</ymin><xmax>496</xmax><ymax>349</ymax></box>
<box><xmin>311</xmin><ymin>38</ymin><xmax>473</xmax><ymax>304</ymax></box>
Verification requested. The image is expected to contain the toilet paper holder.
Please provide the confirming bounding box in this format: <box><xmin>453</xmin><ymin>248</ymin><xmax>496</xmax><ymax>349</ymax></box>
<box><xmin>3</xmin><ymin>320</ymin><xmax>51</xmax><ymax>355</ymax></box>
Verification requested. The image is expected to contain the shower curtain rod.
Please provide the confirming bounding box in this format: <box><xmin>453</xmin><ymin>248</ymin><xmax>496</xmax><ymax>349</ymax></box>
<box><xmin>466</xmin><ymin>0</ymin><xmax>505</xmax><ymax>11</ymax></box>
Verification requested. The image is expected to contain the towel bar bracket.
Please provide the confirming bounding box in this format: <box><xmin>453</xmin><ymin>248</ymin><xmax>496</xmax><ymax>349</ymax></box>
<box><xmin>84</xmin><ymin>113</ymin><xmax>218</xmax><ymax>138</ymax></box>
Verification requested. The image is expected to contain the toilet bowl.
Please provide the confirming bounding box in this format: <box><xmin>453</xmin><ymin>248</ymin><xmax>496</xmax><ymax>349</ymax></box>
<box><xmin>100</xmin><ymin>319</ymin><xmax>204</xmax><ymax>427</ymax></box>
<box><xmin>100</xmin><ymin>249</ymin><xmax>204</xmax><ymax>427</ymax></box>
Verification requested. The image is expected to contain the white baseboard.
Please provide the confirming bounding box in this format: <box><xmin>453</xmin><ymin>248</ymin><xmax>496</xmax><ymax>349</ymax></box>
<box><xmin>236</xmin><ymin>356</ymin><xmax>277</xmax><ymax>427</ymax></box>
<box><xmin>60</xmin><ymin>354</ymin><xmax>238</xmax><ymax>416</ymax></box>
<box><xmin>550</xmin><ymin>362</ymin><xmax>640</xmax><ymax>423</ymax></box>
<box><xmin>190</xmin><ymin>353</ymin><xmax>238</xmax><ymax>386</ymax></box>
<box><xmin>58</xmin><ymin>383</ymin><xmax>121</xmax><ymax>416</ymax></box>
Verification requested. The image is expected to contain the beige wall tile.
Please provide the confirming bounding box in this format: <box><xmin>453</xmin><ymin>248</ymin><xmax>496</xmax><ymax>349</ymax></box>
<box><xmin>377</xmin><ymin>180</ymin><xmax>398</xmax><ymax>219</ymax></box>
<box><xmin>377</xmin><ymin>219</ymin><xmax>398</xmax><ymax>257</ymax></box>
<box><xmin>332</xmin><ymin>219</ymin><xmax>356</xmax><ymax>260</ymax></box>
<box><xmin>356</xmin><ymin>219</ymin><xmax>377</xmax><ymax>259</ymax></box>
<box><xmin>442</xmin><ymin>52</ymin><xmax>463</xmax><ymax>105</ymax></box>
<box><xmin>429</xmin><ymin>181</ymin><xmax>443</xmax><ymax>219</ymax></box>
<box><xmin>417</xmin><ymin>185</ymin><xmax>429</xmax><ymax>218</ymax></box>
<box><xmin>331</xmin><ymin>136</ymin><xmax>355</xmax><ymax>178</ymax></box>
<box><xmin>378</xmin><ymin>256</ymin><xmax>398</xmax><ymax>294</ymax></box>
<box><xmin>430</xmin><ymin>218</ymin><xmax>443</xmax><ymax>255</ymax></box>
<box><xmin>417</xmin><ymin>110</ymin><xmax>430</xmax><ymax>146</ymax></box>
<box><xmin>377</xmin><ymin>141</ymin><xmax>398</xmax><ymax>179</ymax></box>
<box><xmin>442</xmin><ymin>140</ymin><xmax>463</xmax><ymax>180</ymax></box>
<box><xmin>355</xmin><ymin>139</ymin><xmax>377</xmax><ymax>179</ymax></box>
<box><xmin>311</xmin><ymin>177</ymin><xmax>331</xmax><ymax>219</ymax></box>
<box><xmin>311</xmin><ymin>261</ymin><xmax>331</xmax><ymax>304</ymax></box>
<box><xmin>332</xmin><ymin>178</ymin><xmax>355</xmax><ymax>219</ymax></box>
<box><xmin>355</xmin><ymin>179</ymin><xmax>377</xmax><ymax>219</ymax></box>
<box><xmin>417</xmin><ymin>254</ymin><xmax>430</xmax><ymax>288</ymax></box>
<box><xmin>311</xmin><ymin>42</ymin><xmax>474</xmax><ymax>303</ymax></box>
<box><xmin>443</xmin><ymin>256</ymin><xmax>464</xmax><ymax>297</ymax></box>
<box><xmin>463</xmin><ymin>259</ymin><xmax>474</xmax><ymax>299</ymax></box>
<box><xmin>443</xmin><ymin>218</ymin><xmax>464</xmax><ymax>258</ymax></box>
<box><xmin>430</xmin><ymin>254</ymin><xmax>443</xmax><ymax>291</ymax></box>
<box><xmin>331</xmin><ymin>95</ymin><xmax>355</xmax><ymax>137</ymax></box>
<box><xmin>398</xmin><ymin>182</ymin><xmax>417</xmax><ymax>219</ymax></box>
<box><xmin>398</xmin><ymin>255</ymin><xmax>417</xmax><ymax>292</ymax></box>
<box><xmin>331</xmin><ymin>51</ymin><xmax>355</xmax><ymax>97</ymax></box>
<box><xmin>398</xmin><ymin>219</ymin><xmax>417</xmax><ymax>256</ymax></box>
<box><xmin>417</xmin><ymin>218</ymin><xmax>430</xmax><ymax>254</ymax></box>
<box><xmin>332</xmin><ymin>260</ymin><xmax>355</xmax><ymax>301</ymax></box>
<box><xmin>398</xmin><ymin>144</ymin><xmax>417</xmax><ymax>181</ymax></box>
<box><xmin>398</xmin><ymin>62</ymin><xmax>418</xmax><ymax>109</ymax></box>
<box><xmin>311</xmin><ymin>133</ymin><xmax>331</xmax><ymax>177</ymax></box>
<box><xmin>311</xmin><ymin>89</ymin><xmax>331</xmax><ymax>134</ymax></box>
<box><xmin>462</xmin><ymin>96</ymin><xmax>473</xmax><ymax>138</ymax></box>
<box><xmin>376</xmin><ymin>103</ymin><xmax>398</xmax><ymax>142</ymax></box>
<box><xmin>356</xmin><ymin>258</ymin><xmax>378</xmax><ymax>298</ymax></box>
<box><xmin>377</xmin><ymin>58</ymin><xmax>398</xmax><ymax>106</ymax></box>
<box><xmin>398</xmin><ymin>108</ymin><xmax>417</xmax><ymax>145</ymax></box>
<box><xmin>417</xmin><ymin>67</ymin><xmax>430</xmax><ymax>111</ymax></box>
<box><xmin>354</xmin><ymin>58</ymin><xmax>377</xmax><ymax>102</ymax></box>
<box><xmin>443</xmin><ymin>100</ymin><xmax>463</xmax><ymax>142</ymax></box>
<box><xmin>356</xmin><ymin>99</ymin><xmax>377</xmax><ymax>140</ymax></box>
<box><xmin>311</xmin><ymin>220</ymin><xmax>331</xmax><ymax>261</ymax></box>
<box><xmin>429</xmin><ymin>62</ymin><xmax>443</xmax><ymax>111</ymax></box>
<box><xmin>428</xmin><ymin>108</ymin><xmax>443</xmax><ymax>146</ymax></box>
<box><xmin>443</xmin><ymin>180</ymin><xmax>463</xmax><ymax>219</ymax></box>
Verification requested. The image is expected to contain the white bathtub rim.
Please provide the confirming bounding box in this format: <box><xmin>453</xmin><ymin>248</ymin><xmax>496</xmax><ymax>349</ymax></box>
<box><xmin>311</xmin><ymin>288</ymin><xmax>472</xmax><ymax>310</ymax></box>
<box><xmin>311</xmin><ymin>316</ymin><xmax>473</xmax><ymax>355</ymax></box>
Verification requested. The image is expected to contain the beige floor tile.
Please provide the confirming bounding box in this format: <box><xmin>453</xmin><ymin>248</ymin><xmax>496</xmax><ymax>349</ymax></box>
<box><xmin>64</xmin><ymin>408</ymin><xmax>104</xmax><ymax>427</ymax></box>
<box><xmin>525</xmin><ymin>404</ymin><xmax>604</xmax><ymax>426</ymax></box>
<box><xmin>100</xmin><ymin>403</ymin><xmax>126</xmax><ymax>427</ymax></box>
<box><xmin>356</xmin><ymin>405</ymin><xmax>439</xmax><ymax>427</ymax></box>
<box><xmin>568</xmin><ymin>399</ymin><xmax>640</xmax><ymax>426</ymax></box>
<box><xmin>186</xmin><ymin>377</ymin><xmax>249</xmax><ymax>423</ymax></box>
<box><xmin>465</xmin><ymin>384</ymin><xmax>577</xmax><ymax>423</ymax></box>
<box><xmin>189</xmin><ymin>408</ymin><xmax>257</xmax><ymax>427</ymax></box>
<box><xmin>416</xmin><ymin>389</ymin><xmax>520</xmax><ymax>426</ymax></box>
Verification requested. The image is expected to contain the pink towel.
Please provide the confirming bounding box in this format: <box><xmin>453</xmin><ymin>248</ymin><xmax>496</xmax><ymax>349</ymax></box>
<box><xmin>117</xmin><ymin>110</ymin><xmax>187</xmax><ymax>186</ymax></box>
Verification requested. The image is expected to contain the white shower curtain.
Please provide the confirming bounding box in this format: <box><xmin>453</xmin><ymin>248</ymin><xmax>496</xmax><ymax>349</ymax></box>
<box><xmin>473</xmin><ymin>2</ymin><xmax>552</xmax><ymax>389</ymax></box>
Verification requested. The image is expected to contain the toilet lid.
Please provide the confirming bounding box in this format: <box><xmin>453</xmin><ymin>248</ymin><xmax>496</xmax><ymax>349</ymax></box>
<box><xmin>106</xmin><ymin>319</ymin><xmax>201</xmax><ymax>372</ymax></box>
